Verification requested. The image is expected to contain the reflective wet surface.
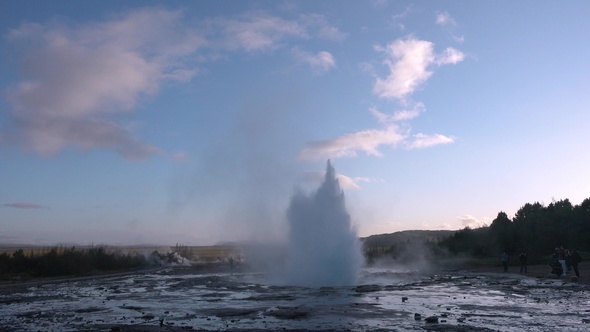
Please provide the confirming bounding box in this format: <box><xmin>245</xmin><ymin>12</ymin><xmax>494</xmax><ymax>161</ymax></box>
<box><xmin>1</xmin><ymin>266</ymin><xmax>589</xmax><ymax>331</ymax></box>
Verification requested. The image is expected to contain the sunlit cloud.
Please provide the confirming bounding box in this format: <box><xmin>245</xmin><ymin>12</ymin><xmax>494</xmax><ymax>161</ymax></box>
<box><xmin>4</xmin><ymin>8</ymin><xmax>344</xmax><ymax>159</ymax></box>
<box><xmin>373</xmin><ymin>36</ymin><xmax>464</xmax><ymax>100</ymax></box>
<box><xmin>406</xmin><ymin>133</ymin><xmax>454</xmax><ymax>149</ymax></box>
<box><xmin>215</xmin><ymin>12</ymin><xmax>307</xmax><ymax>52</ymax></box>
<box><xmin>213</xmin><ymin>12</ymin><xmax>344</xmax><ymax>52</ymax></box>
<box><xmin>436</xmin><ymin>11</ymin><xmax>457</xmax><ymax>26</ymax></box>
<box><xmin>300</xmin><ymin>36</ymin><xmax>462</xmax><ymax>160</ymax></box>
<box><xmin>457</xmin><ymin>215</ymin><xmax>488</xmax><ymax>228</ymax></box>
<box><xmin>436</xmin><ymin>47</ymin><xmax>465</xmax><ymax>65</ymax></box>
<box><xmin>299</xmin><ymin>125</ymin><xmax>407</xmax><ymax>160</ymax></box>
<box><xmin>4</xmin><ymin>8</ymin><xmax>203</xmax><ymax>159</ymax></box>
<box><xmin>369</xmin><ymin>102</ymin><xmax>425</xmax><ymax>123</ymax></box>
<box><xmin>300</xmin><ymin>13</ymin><xmax>347</xmax><ymax>41</ymax></box>
<box><xmin>292</xmin><ymin>48</ymin><xmax>336</xmax><ymax>72</ymax></box>
<box><xmin>2</xmin><ymin>202</ymin><xmax>49</xmax><ymax>209</ymax></box>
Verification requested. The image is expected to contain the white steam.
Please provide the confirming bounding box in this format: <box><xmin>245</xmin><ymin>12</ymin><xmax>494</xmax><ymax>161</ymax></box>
<box><xmin>285</xmin><ymin>160</ymin><xmax>363</xmax><ymax>287</ymax></box>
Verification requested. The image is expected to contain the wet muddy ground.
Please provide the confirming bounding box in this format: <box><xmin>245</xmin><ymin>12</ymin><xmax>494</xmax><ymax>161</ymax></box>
<box><xmin>1</xmin><ymin>266</ymin><xmax>590</xmax><ymax>331</ymax></box>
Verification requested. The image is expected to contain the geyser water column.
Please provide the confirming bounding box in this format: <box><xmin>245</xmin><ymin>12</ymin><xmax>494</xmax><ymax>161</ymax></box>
<box><xmin>286</xmin><ymin>160</ymin><xmax>363</xmax><ymax>287</ymax></box>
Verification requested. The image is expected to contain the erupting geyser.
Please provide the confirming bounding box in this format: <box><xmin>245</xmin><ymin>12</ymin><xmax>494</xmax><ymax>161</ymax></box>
<box><xmin>285</xmin><ymin>160</ymin><xmax>363</xmax><ymax>287</ymax></box>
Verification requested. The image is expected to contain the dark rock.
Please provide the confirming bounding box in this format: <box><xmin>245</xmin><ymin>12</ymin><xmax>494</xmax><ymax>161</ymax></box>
<box><xmin>425</xmin><ymin>316</ymin><xmax>438</xmax><ymax>323</ymax></box>
<box><xmin>354</xmin><ymin>284</ymin><xmax>382</xmax><ymax>293</ymax></box>
<box><xmin>267</xmin><ymin>307</ymin><xmax>309</xmax><ymax>319</ymax></box>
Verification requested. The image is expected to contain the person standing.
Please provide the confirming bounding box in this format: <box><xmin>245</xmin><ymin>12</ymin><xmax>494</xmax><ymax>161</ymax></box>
<box><xmin>558</xmin><ymin>246</ymin><xmax>567</xmax><ymax>277</ymax></box>
<box><xmin>518</xmin><ymin>251</ymin><xmax>528</xmax><ymax>274</ymax></box>
<box><xmin>501</xmin><ymin>252</ymin><xmax>509</xmax><ymax>272</ymax></box>
<box><xmin>571</xmin><ymin>249</ymin><xmax>582</xmax><ymax>278</ymax></box>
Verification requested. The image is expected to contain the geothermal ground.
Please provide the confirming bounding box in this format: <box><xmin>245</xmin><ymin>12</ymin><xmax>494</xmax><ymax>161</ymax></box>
<box><xmin>1</xmin><ymin>264</ymin><xmax>590</xmax><ymax>332</ymax></box>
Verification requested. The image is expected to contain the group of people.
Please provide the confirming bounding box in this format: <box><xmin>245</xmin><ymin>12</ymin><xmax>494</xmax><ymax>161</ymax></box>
<box><xmin>501</xmin><ymin>247</ymin><xmax>582</xmax><ymax>279</ymax></box>
<box><xmin>550</xmin><ymin>246</ymin><xmax>582</xmax><ymax>278</ymax></box>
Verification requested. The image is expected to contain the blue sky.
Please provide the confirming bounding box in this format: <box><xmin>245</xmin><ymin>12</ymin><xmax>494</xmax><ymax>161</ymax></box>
<box><xmin>1</xmin><ymin>1</ymin><xmax>589</xmax><ymax>245</ymax></box>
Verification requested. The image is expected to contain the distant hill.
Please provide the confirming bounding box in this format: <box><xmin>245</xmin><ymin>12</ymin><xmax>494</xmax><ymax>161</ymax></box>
<box><xmin>361</xmin><ymin>230</ymin><xmax>455</xmax><ymax>249</ymax></box>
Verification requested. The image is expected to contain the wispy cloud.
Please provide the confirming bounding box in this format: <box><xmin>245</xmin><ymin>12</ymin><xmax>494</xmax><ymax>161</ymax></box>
<box><xmin>406</xmin><ymin>133</ymin><xmax>454</xmax><ymax>149</ymax></box>
<box><xmin>211</xmin><ymin>11</ymin><xmax>345</xmax><ymax>52</ymax></box>
<box><xmin>369</xmin><ymin>102</ymin><xmax>425</xmax><ymax>123</ymax></box>
<box><xmin>213</xmin><ymin>12</ymin><xmax>307</xmax><ymax>52</ymax></box>
<box><xmin>436</xmin><ymin>11</ymin><xmax>457</xmax><ymax>26</ymax></box>
<box><xmin>3</xmin><ymin>8</ymin><xmax>344</xmax><ymax>159</ymax></box>
<box><xmin>299</xmin><ymin>125</ymin><xmax>407</xmax><ymax>161</ymax></box>
<box><xmin>2</xmin><ymin>202</ymin><xmax>49</xmax><ymax>209</ymax></box>
<box><xmin>435</xmin><ymin>11</ymin><xmax>464</xmax><ymax>44</ymax></box>
<box><xmin>373</xmin><ymin>36</ymin><xmax>464</xmax><ymax>101</ymax></box>
<box><xmin>292</xmin><ymin>48</ymin><xmax>336</xmax><ymax>72</ymax></box>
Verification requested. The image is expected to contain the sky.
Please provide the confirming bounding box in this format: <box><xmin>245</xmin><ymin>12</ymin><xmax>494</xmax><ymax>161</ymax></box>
<box><xmin>1</xmin><ymin>1</ymin><xmax>589</xmax><ymax>246</ymax></box>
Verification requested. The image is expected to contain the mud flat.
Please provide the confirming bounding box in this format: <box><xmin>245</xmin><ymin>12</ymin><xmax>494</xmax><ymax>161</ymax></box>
<box><xmin>1</xmin><ymin>265</ymin><xmax>590</xmax><ymax>331</ymax></box>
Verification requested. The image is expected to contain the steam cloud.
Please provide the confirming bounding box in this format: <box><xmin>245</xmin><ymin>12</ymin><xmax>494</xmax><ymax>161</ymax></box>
<box><xmin>285</xmin><ymin>160</ymin><xmax>363</xmax><ymax>287</ymax></box>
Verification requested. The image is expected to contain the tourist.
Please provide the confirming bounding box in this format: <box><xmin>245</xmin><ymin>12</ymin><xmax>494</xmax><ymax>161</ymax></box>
<box><xmin>558</xmin><ymin>246</ymin><xmax>567</xmax><ymax>277</ymax></box>
<box><xmin>550</xmin><ymin>249</ymin><xmax>563</xmax><ymax>277</ymax></box>
<box><xmin>518</xmin><ymin>251</ymin><xmax>528</xmax><ymax>274</ymax></box>
<box><xmin>565</xmin><ymin>249</ymin><xmax>573</xmax><ymax>276</ymax></box>
<box><xmin>571</xmin><ymin>249</ymin><xmax>582</xmax><ymax>278</ymax></box>
<box><xmin>501</xmin><ymin>252</ymin><xmax>509</xmax><ymax>272</ymax></box>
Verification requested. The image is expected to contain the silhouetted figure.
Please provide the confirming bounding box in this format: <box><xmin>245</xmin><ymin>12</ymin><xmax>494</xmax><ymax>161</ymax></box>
<box><xmin>229</xmin><ymin>257</ymin><xmax>234</xmax><ymax>270</ymax></box>
<box><xmin>550</xmin><ymin>250</ymin><xmax>563</xmax><ymax>277</ymax></box>
<box><xmin>518</xmin><ymin>251</ymin><xmax>528</xmax><ymax>274</ymax></box>
<box><xmin>501</xmin><ymin>252</ymin><xmax>509</xmax><ymax>272</ymax></box>
<box><xmin>558</xmin><ymin>246</ymin><xmax>567</xmax><ymax>276</ymax></box>
<box><xmin>571</xmin><ymin>249</ymin><xmax>582</xmax><ymax>278</ymax></box>
<box><xmin>565</xmin><ymin>249</ymin><xmax>573</xmax><ymax>276</ymax></box>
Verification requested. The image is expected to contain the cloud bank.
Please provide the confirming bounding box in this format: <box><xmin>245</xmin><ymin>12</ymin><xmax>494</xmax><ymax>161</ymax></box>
<box><xmin>4</xmin><ymin>8</ymin><xmax>201</xmax><ymax>159</ymax></box>
<box><xmin>2</xmin><ymin>8</ymin><xmax>345</xmax><ymax>159</ymax></box>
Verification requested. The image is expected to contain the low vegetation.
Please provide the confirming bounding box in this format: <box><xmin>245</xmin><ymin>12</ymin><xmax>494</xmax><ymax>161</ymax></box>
<box><xmin>0</xmin><ymin>246</ymin><xmax>150</xmax><ymax>281</ymax></box>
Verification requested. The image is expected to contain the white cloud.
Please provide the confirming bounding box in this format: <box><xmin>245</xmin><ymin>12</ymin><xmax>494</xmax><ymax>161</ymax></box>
<box><xmin>212</xmin><ymin>12</ymin><xmax>345</xmax><ymax>52</ymax></box>
<box><xmin>216</xmin><ymin>12</ymin><xmax>307</xmax><ymax>52</ymax></box>
<box><xmin>369</xmin><ymin>102</ymin><xmax>425</xmax><ymax>123</ymax></box>
<box><xmin>436</xmin><ymin>47</ymin><xmax>465</xmax><ymax>65</ymax></box>
<box><xmin>373</xmin><ymin>36</ymin><xmax>464</xmax><ymax>101</ymax></box>
<box><xmin>4</xmin><ymin>8</ymin><xmax>347</xmax><ymax>159</ymax></box>
<box><xmin>299</xmin><ymin>125</ymin><xmax>407</xmax><ymax>160</ymax></box>
<box><xmin>300</xmin><ymin>13</ymin><xmax>347</xmax><ymax>41</ymax></box>
<box><xmin>300</xmin><ymin>36</ymin><xmax>462</xmax><ymax>161</ymax></box>
<box><xmin>293</xmin><ymin>48</ymin><xmax>335</xmax><ymax>72</ymax></box>
<box><xmin>4</xmin><ymin>8</ymin><xmax>203</xmax><ymax>159</ymax></box>
<box><xmin>406</xmin><ymin>133</ymin><xmax>454</xmax><ymax>149</ymax></box>
<box><xmin>457</xmin><ymin>215</ymin><xmax>488</xmax><ymax>228</ymax></box>
<box><xmin>436</xmin><ymin>11</ymin><xmax>457</xmax><ymax>26</ymax></box>
<box><xmin>299</xmin><ymin>113</ymin><xmax>455</xmax><ymax>159</ymax></box>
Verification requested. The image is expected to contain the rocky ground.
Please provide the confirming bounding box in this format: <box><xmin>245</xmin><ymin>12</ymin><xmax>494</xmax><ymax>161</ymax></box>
<box><xmin>1</xmin><ymin>263</ymin><xmax>589</xmax><ymax>331</ymax></box>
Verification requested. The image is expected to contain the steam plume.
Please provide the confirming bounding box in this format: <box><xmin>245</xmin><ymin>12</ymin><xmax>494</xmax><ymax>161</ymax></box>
<box><xmin>285</xmin><ymin>160</ymin><xmax>362</xmax><ymax>287</ymax></box>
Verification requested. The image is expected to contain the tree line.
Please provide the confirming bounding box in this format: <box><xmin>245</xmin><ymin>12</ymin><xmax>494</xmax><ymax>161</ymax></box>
<box><xmin>440</xmin><ymin>198</ymin><xmax>590</xmax><ymax>263</ymax></box>
<box><xmin>0</xmin><ymin>246</ymin><xmax>150</xmax><ymax>280</ymax></box>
